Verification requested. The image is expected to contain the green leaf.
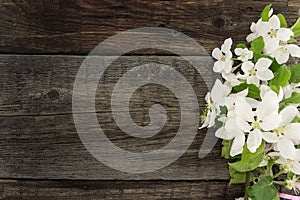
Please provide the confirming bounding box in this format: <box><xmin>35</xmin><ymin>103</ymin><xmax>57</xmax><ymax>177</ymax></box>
<box><xmin>281</xmin><ymin>92</ymin><xmax>300</xmax><ymax>104</ymax></box>
<box><xmin>236</xmin><ymin>43</ymin><xmax>247</xmax><ymax>49</ymax></box>
<box><xmin>221</xmin><ymin>140</ymin><xmax>233</xmax><ymax>159</ymax></box>
<box><xmin>277</xmin><ymin>14</ymin><xmax>287</xmax><ymax>28</ymax></box>
<box><xmin>250</xmin><ymin>36</ymin><xmax>265</xmax><ymax>56</ymax></box>
<box><xmin>261</xmin><ymin>4</ymin><xmax>272</xmax><ymax>22</ymax></box>
<box><xmin>247</xmin><ymin>176</ymin><xmax>278</xmax><ymax>200</ymax></box>
<box><xmin>290</xmin><ymin>64</ymin><xmax>300</xmax><ymax>83</ymax></box>
<box><xmin>233</xmin><ymin>83</ymin><xmax>260</xmax><ymax>99</ymax></box>
<box><xmin>269</xmin><ymin>65</ymin><xmax>291</xmax><ymax>93</ymax></box>
<box><xmin>229</xmin><ymin>167</ymin><xmax>255</xmax><ymax>184</ymax></box>
<box><xmin>292</xmin><ymin>116</ymin><xmax>300</xmax><ymax>123</ymax></box>
<box><xmin>229</xmin><ymin>141</ymin><xmax>265</xmax><ymax>172</ymax></box>
<box><xmin>291</xmin><ymin>18</ymin><xmax>300</xmax><ymax>37</ymax></box>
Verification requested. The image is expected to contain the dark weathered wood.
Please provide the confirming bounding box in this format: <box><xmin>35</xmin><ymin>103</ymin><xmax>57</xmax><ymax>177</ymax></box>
<box><xmin>0</xmin><ymin>0</ymin><xmax>299</xmax><ymax>54</ymax></box>
<box><xmin>0</xmin><ymin>55</ymin><xmax>227</xmax><ymax>180</ymax></box>
<box><xmin>0</xmin><ymin>55</ymin><xmax>214</xmax><ymax>116</ymax></box>
<box><xmin>0</xmin><ymin>180</ymin><xmax>245</xmax><ymax>199</ymax></box>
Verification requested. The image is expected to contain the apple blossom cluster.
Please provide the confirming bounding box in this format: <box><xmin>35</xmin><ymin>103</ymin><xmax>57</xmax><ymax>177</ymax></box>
<box><xmin>200</xmin><ymin>5</ymin><xmax>300</xmax><ymax>200</ymax></box>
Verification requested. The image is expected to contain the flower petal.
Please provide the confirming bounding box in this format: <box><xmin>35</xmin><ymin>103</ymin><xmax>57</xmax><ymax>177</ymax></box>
<box><xmin>277</xmin><ymin>28</ymin><xmax>294</xmax><ymax>41</ymax></box>
<box><xmin>241</xmin><ymin>61</ymin><xmax>254</xmax><ymax>75</ymax></box>
<box><xmin>212</xmin><ymin>48</ymin><xmax>222</xmax><ymax>60</ymax></box>
<box><xmin>234</xmin><ymin>96</ymin><xmax>254</xmax><ymax>122</ymax></box>
<box><xmin>221</xmin><ymin>38</ymin><xmax>233</xmax><ymax>52</ymax></box>
<box><xmin>285</xmin><ymin>123</ymin><xmax>300</xmax><ymax>144</ymax></box>
<box><xmin>230</xmin><ymin>133</ymin><xmax>245</xmax><ymax>157</ymax></box>
<box><xmin>262</xmin><ymin>132</ymin><xmax>279</xmax><ymax>143</ymax></box>
<box><xmin>211</xmin><ymin>79</ymin><xmax>225</xmax><ymax>105</ymax></box>
<box><xmin>260</xmin><ymin>111</ymin><xmax>281</xmax><ymax>131</ymax></box>
<box><xmin>255</xmin><ymin>58</ymin><xmax>272</xmax><ymax>70</ymax></box>
<box><xmin>291</xmin><ymin>160</ymin><xmax>300</xmax><ymax>175</ymax></box>
<box><xmin>278</xmin><ymin>137</ymin><xmax>296</xmax><ymax>159</ymax></box>
<box><xmin>213</xmin><ymin>61</ymin><xmax>223</xmax><ymax>73</ymax></box>
<box><xmin>215</xmin><ymin>127</ymin><xmax>235</xmax><ymax>140</ymax></box>
<box><xmin>287</xmin><ymin>44</ymin><xmax>300</xmax><ymax>58</ymax></box>
<box><xmin>247</xmin><ymin>129</ymin><xmax>263</xmax><ymax>153</ymax></box>
<box><xmin>280</xmin><ymin>106</ymin><xmax>298</xmax><ymax>126</ymax></box>
<box><xmin>256</xmin><ymin>69</ymin><xmax>274</xmax><ymax>81</ymax></box>
<box><xmin>247</xmin><ymin>75</ymin><xmax>260</xmax><ymax>86</ymax></box>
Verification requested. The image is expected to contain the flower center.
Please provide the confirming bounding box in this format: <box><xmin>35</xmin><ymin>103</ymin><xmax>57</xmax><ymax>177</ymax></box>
<box><xmin>221</xmin><ymin>54</ymin><xmax>227</xmax><ymax>61</ymax></box>
<box><xmin>281</xmin><ymin>47</ymin><xmax>288</xmax><ymax>54</ymax></box>
<box><xmin>268</xmin><ymin>29</ymin><xmax>278</xmax><ymax>38</ymax></box>
<box><xmin>249</xmin><ymin>68</ymin><xmax>257</xmax><ymax>75</ymax></box>
<box><xmin>275</xmin><ymin>126</ymin><xmax>285</xmax><ymax>137</ymax></box>
<box><xmin>252</xmin><ymin>120</ymin><xmax>261</xmax><ymax>129</ymax></box>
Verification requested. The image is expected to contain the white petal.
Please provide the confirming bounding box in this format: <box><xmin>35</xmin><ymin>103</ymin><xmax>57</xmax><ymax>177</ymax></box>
<box><xmin>256</xmin><ymin>69</ymin><xmax>274</xmax><ymax>81</ymax></box>
<box><xmin>278</xmin><ymin>137</ymin><xmax>296</xmax><ymax>159</ymax></box>
<box><xmin>260</xmin><ymin>112</ymin><xmax>281</xmax><ymax>131</ymax></box>
<box><xmin>262</xmin><ymin>132</ymin><xmax>279</xmax><ymax>143</ymax></box>
<box><xmin>213</xmin><ymin>61</ymin><xmax>223</xmax><ymax>73</ymax></box>
<box><xmin>287</xmin><ymin>44</ymin><xmax>300</xmax><ymax>58</ymax></box>
<box><xmin>247</xmin><ymin>75</ymin><xmax>260</xmax><ymax>86</ymax></box>
<box><xmin>234</xmin><ymin>48</ymin><xmax>243</xmax><ymax>55</ymax></box>
<box><xmin>230</xmin><ymin>133</ymin><xmax>245</xmax><ymax>157</ymax></box>
<box><xmin>225</xmin><ymin>118</ymin><xmax>239</xmax><ymax>132</ymax></box>
<box><xmin>257</xmin><ymin>90</ymin><xmax>279</xmax><ymax>118</ymax></box>
<box><xmin>212</xmin><ymin>48</ymin><xmax>223</xmax><ymax>60</ymax></box>
<box><xmin>246</xmin><ymin>33</ymin><xmax>257</xmax><ymax>42</ymax></box>
<box><xmin>277</xmin><ymin>28</ymin><xmax>294</xmax><ymax>41</ymax></box>
<box><xmin>285</xmin><ymin>123</ymin><xmax>300</xmax><ymax>143</ymax></box>
<box><xmin>241</xmin><ymin>61</ymin><xmax>254</xmax><ymax>75</ymax></box>
<box><xmin>291</xmin><ymin>161</ymin><xmax>300</xmax><ymax>175</ymax></box>
<box><xmin>247</xmin><ymin>129</ymin><xmax>263</xmax><ymax>153</ymax></box>
<box><xmin>215</xmin><ymin>127</ymin><xmax>235</xmax><ymax>140</ymax></box>
<box><xmin>236</xmin><ymin>117</ymin><xmax>252</xmax><ymax>132</ymax></box>
<box><xmin>221</xmin><ymin>38</ymin><xmax>233</xmax><ymax>52</ymax></box>
<box><xmin>208</xmin><ymin>110</ymin><xmax>217</xmax><ymax>128</ymax></box>
<box><xmin>269</xmin><ymin>15</ymin><xmax>280</xmax><ymax>29</ymax></box>
<box><xmin>234</xmin><ymin>96</ymin><xmax>254</xmax><ymax>122</ymax></box>
<box><xmin>211</xmin><ymin>79</ymin><xmax>225</xmax><ymax>105</ymax></box>
<box><xmin>255</xmin><ymin>58</ymin><xmax>272</xmax><ymax>70</ymax></box>
<box><xmin>279</xmin><ymin>106</ymin><xmax>298</xmax><ymax>126</ymax></box>
<box><xmin>264</xmin><ymin>37</ymin><xmax>279</xmax><ymax>54</ymax></box>
<box><xmin>223</xmin><ymin>60</ymin><xmax>233</xmax><ymax>73</ymax></box>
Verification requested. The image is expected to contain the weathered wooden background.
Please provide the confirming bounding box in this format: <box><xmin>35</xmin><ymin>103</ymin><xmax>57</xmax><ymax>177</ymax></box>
<box><xmin>0</xmin><ymin>0</ymin><xmax>299</xmax><ymax>199</ymax></box>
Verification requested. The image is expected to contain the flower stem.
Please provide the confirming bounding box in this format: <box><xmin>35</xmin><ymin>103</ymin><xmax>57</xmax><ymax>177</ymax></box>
<box><xmin>244</xmin><ymin>171</ymin><xmax>250</xmax><ymax>200</ymax></box>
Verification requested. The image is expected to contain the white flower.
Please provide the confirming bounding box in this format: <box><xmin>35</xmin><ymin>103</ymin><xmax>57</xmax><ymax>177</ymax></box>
<box><xmin>234</xmin><ymin>48</ymin><xmax>253</xmax><ymax>62</ymax></box>
<box><xmin>212</xmin><ymin>38</ymin><xmax>234</xmax><ymax>73</ymax></box>
<box><xmin>269</xmin><ymin>152</ymin><xmax>300</xmax><ymax>175</ymax></box>
<box><xmin>272</xmin><ymin>43</ymin><xmax>300</xmax><ymax>64</ymax></box>
<box><xmin>261</xmin><ymin>105</ymin><xmax>300</xmax><ymax>160</ymax></box>
<box><xmin>235</xmin><ymin>90</ymin><xmax>282</xmax><ymax>153</ymax></box>
<box><xmin>200</xmin><ymin>79</ymin><xmax>229</xmax><ymax>128</ymax></box>
<box><xmin>283</xmin><ymin>83</ymin><xmax>300</xmax><ymax>99</ymax></box>
<box><xmin>239</xmin><ymin>58</ymin><xmax>274</xmax><ymax>86</ymax></box>
<box><xmin>222</xmin><ymin>72</ymin><xmax>241</xmax><ymax>87</ymax></box>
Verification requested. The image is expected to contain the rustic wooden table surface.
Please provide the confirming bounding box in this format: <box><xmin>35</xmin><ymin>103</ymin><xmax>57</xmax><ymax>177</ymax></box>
<box><xmin>0</xmin><ymin>0</ymin><xmax>299</xmax><ymax>199</ymax></box>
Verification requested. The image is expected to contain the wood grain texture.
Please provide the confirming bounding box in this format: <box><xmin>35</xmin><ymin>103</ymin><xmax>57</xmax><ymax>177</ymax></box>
<box><xmin>0</xmin><ymin>0</ymin><xmax>299</xmax><ymax>54</ymax></box>
<box><xmin>0</xmin><ymin>55</ymin><xmax>227</xmax><ymax>180</ymax></box>
<box><xmin>0</xmin><ymin>180</ymin><xmax>245</xmax><ymax>200</ymax></box>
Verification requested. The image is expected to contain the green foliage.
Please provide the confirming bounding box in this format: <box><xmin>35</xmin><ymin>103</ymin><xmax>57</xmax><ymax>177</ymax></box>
<box><xmin>250</xmin><ymin>37</ymin><xmax>265</xmax><ymax>61</ymax></box>
<box><xmin>261</xmin><ymin>4</ymin><xmax>272</xmax><ymax>22</ymax></box>
<box><xmin>221</xmin><ymin>140</ymin><xmax>232</xmax><ymax>159</ymax></box>
<box><xmin>269</xmin><ymin>65</ymin><xmax>291</xmax><ymax>93</ymax></box>
<box><xmin>236</xmin><ymin>43</ymin><xmax>247</xmax><ymax>49</ymax></box>
<box><xmin>291</xmin><ymin>18</ymin><xmax>300</xmax><ymax>37</ymax></box>
<box><xmin>233</xmin><ymin>83</ymin><xmax>260</xmax><ymax>99</ymax></box>
<box><xmin>247</xmin><ymin>176</ymin><xmax>278</xmax><ymax>200</ymax></box>
<box><xmin>277</xmin><ymin>14</ymin><xmax>287</xmax><ymax>28</ymax></box>
<box><xmin>290</xmin><ymin>64</ymin><xmax>300</xmax><ymax>83</ymax></box>
<box><xmin>229</xmin><ymin>142</ymin><xmax>265</xmax><ymax>172</ymax></box>
<box><xmin>281</xmin><ymin>92</ymin><xmax>300</xmax><ymax>105</ymax></box>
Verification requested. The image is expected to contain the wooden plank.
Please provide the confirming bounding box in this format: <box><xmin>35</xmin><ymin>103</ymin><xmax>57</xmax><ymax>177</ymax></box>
<box><xmin>0</xmin><ymin>55</ymin><xmax>227</xmax><ymax>180</ymax></box>
<box><xmin>0</xmin><ymin>55</ymin><xmax>214</xmax><ymax>116</ymax></box>
<box><xmin>0</xmin><ymin>180</ymin><xmax>245</xmax><ymax>199</ymax></box>
<box><xmin>0</xmin><ymin>0</ymin><xmax>298</xmax><ymax>54</ymax></box>
<box><xmin>0</xmin><ymin>113</ymin><xmax>228</xmax><ymax>180</ymax></box>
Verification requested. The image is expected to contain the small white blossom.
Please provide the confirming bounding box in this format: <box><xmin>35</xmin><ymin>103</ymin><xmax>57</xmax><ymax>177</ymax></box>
<box><xmin>272</xmin><ymin>43</ymin><xmax>300</xmax><ymax>64</ymax></box>
<box><xmin>234</xmin><ymin>48</ymin><xmax>253</xmax><ymax>62</ymax></box>
<box><xmin>239</xmin><ymin>58</ymin><xmax>274</xmax><ymax>86</ymax></box>
<box><xmin>212</xmin><ymin>38</ymin><xmax>234</xmax><ymax>73</ymax></box>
